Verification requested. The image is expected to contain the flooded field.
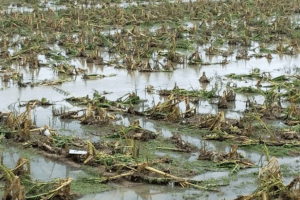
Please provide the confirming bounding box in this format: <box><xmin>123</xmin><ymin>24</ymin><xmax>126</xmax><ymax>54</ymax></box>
<box><xmin>1</xmin><ymin>0</ymin><xmax>300</xmax><ymax>199</ymax></box>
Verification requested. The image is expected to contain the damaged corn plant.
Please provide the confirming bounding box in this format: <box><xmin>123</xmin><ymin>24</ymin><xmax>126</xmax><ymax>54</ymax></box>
<box><xmin>0</xmin><ymin>157</ymin><xmax>73</xmax><ymax>200</ymax></box>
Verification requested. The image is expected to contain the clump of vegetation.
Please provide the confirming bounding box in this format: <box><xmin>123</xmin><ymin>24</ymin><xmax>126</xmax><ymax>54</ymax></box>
<box><xmin>226</xmin><ymin>68</ymin><xmax>261</xmax><ymax>80</ymax></box>
<box><xmin>107</xmin><ymin>120</ymin><xmax>158</xmax><ymax>141</ymax></box>
<box><xmin>0</xmin><ymin>157</ymin><xmax>74</xmax><ymax>200</ymax></box>
<box><xmin>159</xmin><ymin>83</ymin><xmax>218</xmax><ymax>99</ymax></box>
<box><xmin>234</xmin><ymin>87</ymin><xmax>263</xmax><ymax>94</ymax></box>
<box><xmin>237</xmin><ymin>157</ymin><xmax>300</xmax><ymax>200</ymax></box>
<box><xmin>198</xmin><ymin>145</ymin><xmax>254</xmax><ymax>170</ymax></box>
<box><xmin>116</xmin><ymin>92</ymin><xmax>142</xmax><ymax>105</ymax></box>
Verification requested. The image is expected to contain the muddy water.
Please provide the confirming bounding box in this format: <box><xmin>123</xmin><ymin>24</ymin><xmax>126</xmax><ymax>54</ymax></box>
<box><xmin>79</xmin><ymin>184</ymin><xmax>205</xmax><ymax>200</ymax></box>
<box><xmin>1</xmin><ymin>148</ymin><xmax>85</xmax><ymax>181</ymax></box>
<box><xmin>1</xmin><ymin>55</ymin><xmax>296</xmax><ymax>117</ymax></box>
<box><xmin>2</xmin><ymin>46</ymin><xmax>298</xmax><ymax>99</ymax></box>
<box><xmin>78</xmin><ymin>171</ymin><xmax>257</xmax><ymax>200</ymax></box>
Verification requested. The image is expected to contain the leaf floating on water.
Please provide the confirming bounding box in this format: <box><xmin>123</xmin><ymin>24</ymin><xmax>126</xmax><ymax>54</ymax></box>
<box><xmin>52</xmin><ymin>87</ymin><xmax>70</xmax><ymax>96</ymax></box>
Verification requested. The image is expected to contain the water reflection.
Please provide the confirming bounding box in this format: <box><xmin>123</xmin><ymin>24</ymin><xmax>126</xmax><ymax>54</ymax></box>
<box><xmin>1</xmin><ymin>148</ymin><xmax>84</xmax><ymax>181</ymax></box>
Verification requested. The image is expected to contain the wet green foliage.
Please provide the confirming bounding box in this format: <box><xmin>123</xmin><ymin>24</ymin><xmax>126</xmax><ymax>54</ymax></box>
<box><xmin>21</xmin><ymin>175</ymin><xmax>62</xmax><ymax>199</ymax></box>
<box><xmin>226</xmin><ymin>68</ymin><xmax>261</xmax><ymax>80</ymax></box>
<box><xmin>234</xmin><ymin>87</ymin><xmax>262</xmax><ymax>94</ymax></box>
<box><xmin>71</xmin><ymin>179</ymin><xmax>112</xmax><ymax>195</ymax></box>
<box><xmin>52</xmin><ymin>135</ymin><xmax>77</xmax><ymax>148</ymax></box>
<box><xmin>160</xmin><ymin>87</ymin><xmax>218</xmax><ymax>99</ymax></box>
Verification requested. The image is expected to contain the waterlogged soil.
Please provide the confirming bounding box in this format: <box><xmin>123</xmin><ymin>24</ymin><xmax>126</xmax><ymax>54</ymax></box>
<box><xmin>2</xmin><ymin>0</ymin><xmax>300</xmax><ymax>199</ymax></box>
<box><xmin>1</xmin><ymin>41</ymin><xmax>300</xmax><ymax>200</ymax></box>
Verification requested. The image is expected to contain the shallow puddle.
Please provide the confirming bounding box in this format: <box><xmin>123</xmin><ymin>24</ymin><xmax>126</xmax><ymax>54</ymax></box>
<box><xmin>1</xmin><ymin>147</ymin><xmax>85</xmax><ymax>181</ymax></box>
<box><xmin>79</xmin><ymin>184</ymin><xmax>207</xmax><ymax>200</ymax></box>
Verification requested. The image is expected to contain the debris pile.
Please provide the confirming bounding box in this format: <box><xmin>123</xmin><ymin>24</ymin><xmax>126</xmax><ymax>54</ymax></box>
<box><xmin>198</xmin><ymin>145</ymin><xmax>255</xmax><ymax>169</ymax></box>
<box><xmin>236</xmin><ymin>157</ymin><xmax>300</xmax><ymax>200</ymax></box>
<box><xmin>170</xmin><ymin>135</ymin><xmax>195</xmax><ymax>152</ymax></box>
<box><xmin>80</xmin><ymin>105</ymin><xmax>115</xmax><ymax>126</ymax></box>
<box><xmin>108</xmin><ymin>120</ymin><xmax>158</xmax><ymax>141</ymax></box>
